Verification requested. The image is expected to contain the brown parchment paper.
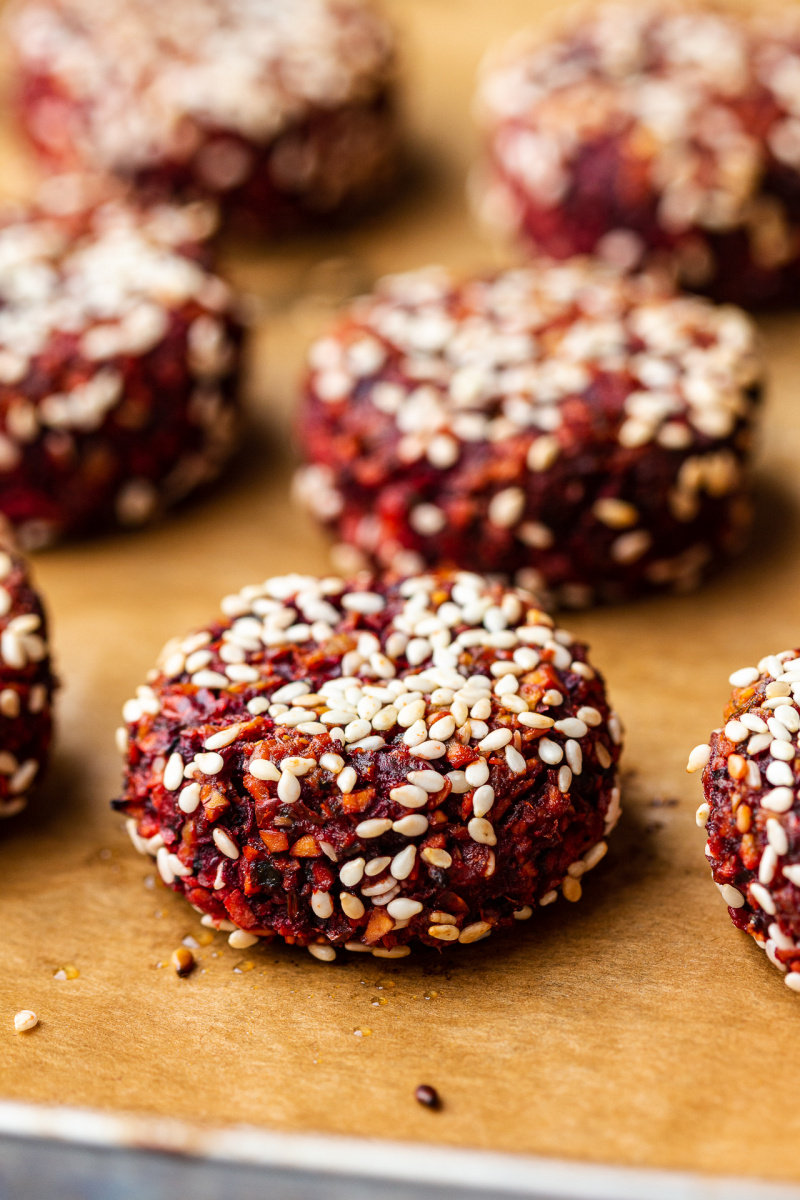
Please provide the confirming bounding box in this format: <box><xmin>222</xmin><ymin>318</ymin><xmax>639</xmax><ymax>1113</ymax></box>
<box><xmin>1</xmin><ymin>0</ymin><xmax>800</xmax><ymax>1185</ymax></box>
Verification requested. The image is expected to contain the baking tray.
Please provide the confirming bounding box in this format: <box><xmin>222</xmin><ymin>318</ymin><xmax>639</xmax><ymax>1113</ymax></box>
<box><xmin>2</xmin><ymin>1</ymin><xmax>800</xmax><ymax>1195</ymax></box>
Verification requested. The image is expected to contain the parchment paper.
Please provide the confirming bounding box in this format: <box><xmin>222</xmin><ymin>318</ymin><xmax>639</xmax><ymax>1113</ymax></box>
<box><xmin>1</xmin><ymin>0</ymin><xmax>800</xmax><ymax>1185</ymax></box>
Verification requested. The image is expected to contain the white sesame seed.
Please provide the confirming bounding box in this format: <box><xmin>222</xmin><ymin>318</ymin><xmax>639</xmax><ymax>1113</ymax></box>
<box><xmin>729</xmin><ymin>667</ymin><xmax>759</xmax><ymax>688</ymax></box>
<box><xmin>390</xmin><ymin>784</ymin><xmax>428</xmax><ymax>809</ymax></box>
<box><xmin>759</xmin><ymin>846</ymin><xmax>779</xmax><ymax>886</ymax></box>
<box><xmin>428</xmin><ymin>924</ymin><xmax>459</xmax><ymax>941</ymax></box>
<box><xmin>766</xmin><ymin>760</ymin><xmax>794</xmax><ymax>788</ymax></box>
<box><xmin>478</xmin><ymin>728</ymin><xmax>512</xmax><ymax>752</ymax></box>
<box><xmin>554</xmin><ymin>718</ymin><xmax>588</xmax><ymax>738</ymax></box>
<box><xmin>340</xmin><ymin>858</ymin><xmax>365</xmax><ymax>887</ymax></box>
<box><xmin>391</xmin><ymin>845</ymin><xmax>417</xmax><ymax>880</ymax></box>
<box><xmin>204</xmin><ymin>724</ymin><xmax>243</xmax><ymax>751</ymax></box>
<box><xmin>406</xmin><ymin>770</ymin><xmax>444</xmax><ymax>793</ymax></box>
<box><xmin>488</xmin><ymin>487</ymin><xmax>526</xmax><ymax>528</ymax></box>
<box><xmin>337</xmin><ymin>766</ymin><xmax>358</xmax><ymax>795</ymax></box>
<box><xmin>762</xmin><ymin>787</ymin><xmax>794</xmax><ymax>813</ymax></box>
<box><xmin>308</xmin><ymin>945</ymin><xmax>337</xmax><ymax>963</ymax></box>
<box><xmin>774</xmin><ymin>705</ymin><xmax>800</xmax><ymax>733</ymax></box>
<box><xmin>468</xmin><ymin>817</ymin><xmax>496</xmax><ymax>845</ymax></box>
<box><xmin>277</xmin><ymin>772</ymin><xmax>302</xmax><ymax>803</ymax></box>
<box><xmin>414</xmin><ymin>740</ymin><xmax>447</xmax><ymax>760</ymax></box>
<box><xmin>393</xmin><ymin>814</ymin><xmax>429</xmax><ymax>836</ymax></box>
<box><xmin>319</xmin><ymin>753</ymin><xmax>345</xmax><ymax>773</ymax></box>
<box><xmin>565</xmin><ymin>740</ymin><xmax>583</xmax><ymax>775</ymax></box>
<box><xmin>462</xmin><ymin>761</ymin><xmax>489</xmax><ymax>791</ymax></box>
<box><xmin>459</xmin><ymin>921</ymin><xmax>492</xmax><ymax>944</ymax></box>
<box><xmin>249</xmin><ymin>759</ymin><xmax>281</xmax><ymax>782</ymax></box>
<box><xmin>686</xmin><ymin>744</ymin><xmax>711</xmax><ymax>772</ymax></box>
<box><xmin>472</xmin><ymin>784</ymin><xmax>495</xmax><ymax>818</ymax></box>
<box><xmin>750</xmin><ymin>882</ymin><xmax>777</xmax><ymax>915</ymax></box>
<box><xmin>195</xmin><ymin>752</ymin><xmax>224</xmax><ymax>775</ymax></box>
<box><xmin>178</xmin><ymin>783</ymin><xmax>201</xmax><ymax>814</ymax></box>
<box><xmin>311</xmin><ymin>890</ymin><xmax>334</xmax><ymax>920</ymax></box>
<box><xmin>162</xmin><ymin>752</ymin><xmax>184</xmax><ymax>791</ymax></box>
<box><xmin>421</xmin><ymin>847</ymin><xmax>452</xmax><ymax>868</ymax></box>
<box><xmin>213</xmin><ymin>828</ymin><xmax>239</xmax><ymax>859</ymax></box>
<box><xmin>191</xmin><ymin>670</ymin><xmax>229</xmax><ymax>689</ymax></box>
<box><xmin>387</xmin><ymin>897</ymin><xmax>422</xmax><ymax>920</ymax></box>
<box><xmin>504</xmin><ymin>745</ymin><xmax>526</xmax><ymax>774</ymax></box>
<box><xmin>365</xmin><ymin>856</ymin><xmax>391</xmax><ymax>877</ymax></box>
<box><xmin>342</xmin><ymin>592</ymin><xmax>385</xmax><ymax>615</ymax></box>
<box><xmin>341</xmin><ymin>893</ymin><xmax>365</xmax><ymax>919</ymax></box>
<box><xmin>518</xmin><ymin>712</ymin><xmax>555</xmax><ymax>730</ymax></box>
<box><xmin>538</xmin><ymin>738</ymin><xmax>563</xmax><ymax>765</ymax></box>
<box><xmin>429</xmin><ymin>715</ymin><xmax>456</xmax><ymax>740</ymax></box>
<box><xmin>355</xmin><ymin>818</ymin><xmax>393</xmax><ymax>838</ymax></box>
<box><xmin>767</xmin><ymin>819</ymin><xmax>789</xmax><ymax>855</ymax></box>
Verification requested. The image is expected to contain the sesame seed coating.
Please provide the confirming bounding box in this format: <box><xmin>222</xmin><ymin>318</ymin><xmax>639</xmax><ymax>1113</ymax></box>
<box><xmin>294</xmin><ymin>260</ymin><xmax>762</xmax><ymax>607</ymax></box>
<box><xmin>0</xmin><ymin>196</ymin><xmax>242</xmax><ymax>546</ymax></box>
<box><xmin>115</xmin><ymin>569</ymin><xmax>622</xmax><ymax>959</ymax></box>
<box><xmin>473</xmin><ymin>1</ymin><xmax>800</xmax><ymax>308</ymax></box>
<box><xmin>0</xmin><ymin>527</ymin><xmax>55</xmax><ymax>820</ymax></box>
<box><xmin>10</xmin><ymin>0</ymin><xmax>400</xmax><ymax>237</ymax></box>
<box><xmin>699</xmin><ymin>651</ymin><xmax>800</xmax><ymax>990</ymax></box>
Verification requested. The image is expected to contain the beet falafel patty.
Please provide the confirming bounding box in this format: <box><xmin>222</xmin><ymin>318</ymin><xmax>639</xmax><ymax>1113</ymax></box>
<box><xmin>0</xmin><ymin>197</ymin><xmax>241</xmax><ymax>547</ymax></box>
<box><xmin>473</xmin><ymin>1</ymin><xmax>800</xmax><ymax>307</ymax></box>
<box><xmin>115</xmin><ymin>570</ymin><xmax>622</xmax><ymax>960</ymax></box>
<box><xmin>10</xmin><ymin>0</ymin><xmax>400</xmax><ymax>237</ymax></box>
<box><xmin>691</xmin><ymin>653</ymin><xmax>800</xmax><ymax>992</ymax></box>
<box><xmin>294</xmin><ymin>261</ymin><xmax>761</xmax><ymax>608</ymax></box>
<box><xmin>0</xmin><ymin>527</ymin><xmax>55</xmax><ymax>819</ymax></box>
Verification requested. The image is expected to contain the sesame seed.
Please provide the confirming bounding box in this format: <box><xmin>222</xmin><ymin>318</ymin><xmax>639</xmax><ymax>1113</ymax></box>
<box><xmin>729</xmin><ymin>667</ymin><xmax>759</xmax><ymax>687</ymax></box>
<box><xmin>538</xmin><ymin>738</ymin><xmax>563</xmax><ymax>765</ymax></box>
<box><xmin>355</xmin><ymin>818</ymin><xmax>393</xmax><ymax>838</ymax></box>
<box><xmin>468</xmin><ymin>816</ymin><xmax>496</xmax><ymax>845</ymax></box>
<box><xmin>162</xmin><ymin>752</ymin><xmax>185</xmax><ymax>791</ymax></box>
<box><xmin>204</xmin><ymin>724</ymin><xmax>243</xmax><ymax>750</ymax></box>
<box><xmin>308</xmin><ymin>945</ymin><xmax>337</xmax><ymax>963</ymax></box>
<box><xmin>562</xmin><ymin>877</ymin><xmax>582</xmax><ymax>902</ymax></box>
<box><xmin>178</xmin><ymin>783</ymin><xmax>201</xmax><ymax>815</ymax></box>
<box><xmin>767</xmin><ymin>818</ymin><xmax>789</xmax><ymax>855</ymax></box>
<box><xmin>518</xmin><ymin>712</ymin><xmax>555</xmax><ymax>730</ymax></box>
<box><xmin>337</xmin><ymin>766</ymin><xmax>358</xmax><ymax>794</ymax></box>
<box><xmin>750</xmin><ymin>883</ymin><xmax>777</xmax><ymax>915</ymax></box>
<box><xmin>504</xmin><ymin>745</ymin><xmax>526</xmax><ymax>774</ymax></box>
<box><xmin>342</xmin><ymin>592</ymin><xmax>385</xmax><ymax>615</ymax></box>
<box><xmin>686</xmin><ymin>744</ymin><xmax>711</xmax><ymax>772</ymax></box>
<box><xmin>340</xmin><ymin>858</ymin><xmax>365</xmax><ymax>887</ymax></box>
<box><xmin>249</xmin><ymin>759</ymin><xmax>281</xmax><ymax>782</ymax></box>
<box><xmin>277</xmin><ymin>772</ymin><xmax>302</xmax><ymax>803</ymax></box>
<box><xmin>554</xmin><ymin>718</ymin><xmax>588</xmax><ymax>738</ymax></box>
<box><xmin>717</xmin><ymin>883</ymin><xmax>745</xmax><ymax>907</ymax></box>
<box><xmin>320</xmin><ymin>753</ymin><xmax>345</xmax><ymax>773</ymax></box>
<box><xmin>478</xmin><ymin>728</ymin><xmax>512</xmax><ymax>753</ymax></box>
<box><xmin>472</xmin><ymin>784</ymin><xmax>495</xmax><ymax>818</ymax></box>
<box><xmin>762</xmin><ymin>788</ymin><xmax>794</xmax><ymax>813</ymax></box>
<box><xmin>13</xmin><ymin>1010</ymin><xmax>37</xmax><ymax>1033</ymax></box>
<box><xmin>194</xmin><ymin>751</ymin><xmax>224</xmax><ymax>775</ymax></box>
<box><xmin>406</xmin><ymin>770</ymin><xmax>444</xmax><ymax>793</ymax></box>
<box><xmin>427</xmin><ymin>924</ymin><xmax>459</xmax><ymax>942</ymax></box>
<box><xmin>228</xmin><ymin>930</ymin><xmax>259</xmax><ymax>950</ymax></box>
<box><xmin>213</xmin><ymin>828</ymin><xmax>239</xmax><ymax>859</ymax></box>
<box><xmin>414</xmin><ymin>740</ymin><xmax>447</xmax><ymax>760</ymax></box>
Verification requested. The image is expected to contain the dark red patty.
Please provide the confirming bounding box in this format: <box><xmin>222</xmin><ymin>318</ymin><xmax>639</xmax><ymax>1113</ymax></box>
<box><xmin>115</xmin><ymin>569</ymin><xmax>623</xmax><ymax>960</ymax></box>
